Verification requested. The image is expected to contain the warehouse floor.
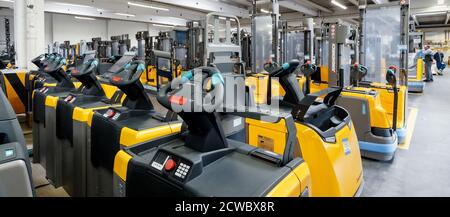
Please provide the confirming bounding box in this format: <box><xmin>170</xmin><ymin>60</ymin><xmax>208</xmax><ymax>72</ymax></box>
<box><xmin>362</xmin><ymin>69</ymin><xmax>450</xmax><ymax>196</ymax></box>
<box><xmin>28</xmin><ymin>69</ymin><xmax>450</xmax><ymax>197</ymax></box>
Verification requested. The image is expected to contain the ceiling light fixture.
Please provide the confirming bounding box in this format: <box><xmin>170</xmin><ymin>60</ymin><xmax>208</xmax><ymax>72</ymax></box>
<box><xmin>0</xmin><ymin>0</ymin><xmax>14</xmax><ymax>3</ymax></box>
<box><xmin>115</xmin><ymin>13</ymin><xmax>136</xmax><ymax>17</ymax></box>
<box><xmin>260</xmin><ymin>9</ymin><xmax>270</xmax><ymax>13</ymax></box>
<box><xmin>75</xmin><ymin>16</ymin><xmax>96</xmax><ymax>21</ymax></box>
<box><xmin>55</xmin><ymin>2</ymin><xmax>92</xmax><ymax>8</ymax></box>
<box><xmin>153</xmin><ymin>23</ymin><xmax>174</xmax><ymax>28</ymax></box>
<box><xmin>331</xmin><ymin>0</ymin><xmax>347</xmax><ymax>10</ymax></box>
<box><xmin>438</xmin><ymin>0</ymin><xmax>445</xmax><ymax>5</ymax></box>
<box><xmin>128</xmin><ymin>1</ymin><xmax>169</xmax><ymax>11</ymax></box>
<box><xmin>415</xmin><ymin>11</ymin><xmax>447</xmax><ymax>16</ymax></box>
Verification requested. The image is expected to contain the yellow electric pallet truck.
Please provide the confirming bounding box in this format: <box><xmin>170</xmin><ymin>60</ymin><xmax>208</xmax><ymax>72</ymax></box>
<box><xmin>54</xmin><ymin>53</ymin><xmax>124</xmax><ymax>197</ymax></box>
<box><xmin>113</xmin><ymin>66</ymin><xmax>311</xmax><ymax>197</ymax></box>
<box><xmin>356</xmin><ymin>66</ymin><xmax>408</xmax><ymax>144</ymax></box>
<box><xmin>312</xmin><ymin>65</ymin><xmax>408</xmax><ymax>144</ymax></box>
<box><xmin>245</xmin><ymin>60</ymin><xmax>364</xmax><ymax>196</ymax></box>
<box><xmin>34</xmin><ymin>52</ymin><xmax>135</xmax><ymax>190</ymax></box>
<box><xmin>32</xmin><ymin>54</ymin><xmax>79</xmax><ymax>187</ymax></box>
<box><xmin>86</xmin><ymin>60</ymin><xmax>181</xmax><ymax>197</ymax></box>
<box><xmin>335</xmin><ymin>64</ymin><xmax>399</xmax><ymax>161</ymax></box>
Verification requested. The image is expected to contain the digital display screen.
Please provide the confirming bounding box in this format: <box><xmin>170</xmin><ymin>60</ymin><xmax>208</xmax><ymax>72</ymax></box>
<box><xmin>151</xmin><ymin>151</ymin><xmax>169</xmax><ymax>171</ymax></box>
<box><xmin>5</xmin><ymin>149</ymin><xmax>14</xmax><ymax>158</ymax></box>
<box><xmin>154</xmin><ymin>152</ymin><xmax>168</xmax><ymax>164</ymax></box>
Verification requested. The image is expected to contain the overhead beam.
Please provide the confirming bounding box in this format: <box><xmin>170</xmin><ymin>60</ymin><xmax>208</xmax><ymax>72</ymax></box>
<box><xmin>294</xmin><ymin>0</ymin><xmax>333</xmax><ymax>14</ymax></box>
<box><xmin>372</xmin><ymin>0</ymin><xmax>389</xmax><ymax>4</ymax></box>
<box><xmin>412</xmin><ymin>15</ymin><xmax>420</xmax><ymax>26</ymax></box>
<box><xmin>411</xmin><ymin>5</ymin><xmax>450</xmax><ymax>15</ymax></box>
<box><xmin>416</xmin><ymin>24</ymin><xmax>450</xmax><ymax>28</ymax></box>
<box><xmin>279</xmin><ymin>0</ymin><xmax>318</xmax><ymax>16</ymax></box>
<box><xmin>0</xmin><ymin>1</ymin><xmax>13</xmax><ymax>9</ymax></box>
<box><xmin>348</xmin><ymin>0</ymin><xmax>359</xmax><ymax>6</ymax></box>
<box><xmin>151</xmin><ymin>0</ymin><xmax>250</xmax><ymax>17</ymax></box>
<box><xmin>224</xmin><ymin>0</ymin><xmax>252</xmax><ymax>7</ymax></box>
<box><xmin>343</xmin><ymin>18</ymin><xmax>359</xmax><ymax>25</ymax></box>
<box><xmin>281</xmin><ymin>11</ymin><xmax>359</xmax><ymax>22</ymax></box>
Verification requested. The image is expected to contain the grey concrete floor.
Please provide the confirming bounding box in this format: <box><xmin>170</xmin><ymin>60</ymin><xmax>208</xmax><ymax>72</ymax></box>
<box><xmin>362</xmin><ymin>69</ymin><xmax>450</xmax><ymax>196</ymax></box>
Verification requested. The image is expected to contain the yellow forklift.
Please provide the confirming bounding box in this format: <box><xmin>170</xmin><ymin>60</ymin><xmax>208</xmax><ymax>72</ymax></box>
<box><xmin>408</xmin><ymin>32</ymin><xmax>425</xmax><ymax>93</ymax></box>
<box><xmin>136</xmin><ymin>31</ymin><xmax>184</xmax><ymax>90</ymax></box>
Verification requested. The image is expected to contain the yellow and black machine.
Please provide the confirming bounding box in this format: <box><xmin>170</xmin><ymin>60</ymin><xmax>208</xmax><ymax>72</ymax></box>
<box><xmin>52</xmin><ymin>51</ymin><xmax>125</xmax><ymax>197</ymax></box>
<box><xmin>181</xmin><ymin>11</ymin><xmax>363</xmax><ymax>196</ymax></box>
<box><xmin>308</xmin><ymin>23</ymin><xmax>399</xmax><ymax>161</ymax></box>
<box><xmin>312</xmin><ymin>21</ymin><xmax>408</xmax><ymax>146</ymax></box>
<box><xmin>243</xmin><ymin>3</ymin><xmax>309</xmax><ymax>105</ymax></box>
<box><xmin>135</xmin><ymin>31</ymin><xmax>184</xmax><ymax>90</ymax></box>
<box><xmin>32</xmin><ymin>54</ymin><xmax>79</xmax><ymax>187</ymax></box>
<box><xmin>407</xmin><ymin>32</ymin><xmax>425</xmax><ymax>93</ymax></box>
<box><xmin>32</xmin><ymin>49</ymin><xmax>134</xmax><ymax>192</ymax></box>
<box><xmin>113</xmin><ymin>66</ymin><xmax>311</xmax><ymax>197</ymax></box>
<box><xmin>85</xmin><ymin>59</ymin><xmax>181</xmax><ymax>197</ymax></box>
<box><xmin>1</xmin><ymin>68</ymin><xmax>28</xmax><ymax>115</ymax></box>
<box><xmin>245</xmin><ymin>60</ymin><xmax>364</xmax><ymax>196</ymax></box>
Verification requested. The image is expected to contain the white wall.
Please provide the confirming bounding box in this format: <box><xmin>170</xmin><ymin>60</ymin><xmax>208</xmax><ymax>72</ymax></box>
<box><xmin>107</xmin><ymin>20</ymin><xmax>148</xmax><ymax>48</ymax></box>
<box><xmin>44</xmin><ymin>13</ymin><xmax>169</xmax><ymax>49</ymax></box>
<box><xmin>50</xmin><ymin>13</ymin><xmax>108</xmax><ymax>45</ymax></box>
<box><xmin>44</xmin><ymin>13</ymin><xmax>53</xmax><ymax>50</ymax></box>
<box><xmin>425</xmin><ymin>32</ymin><xmax>446</xmax><ymax>43</ymax></box>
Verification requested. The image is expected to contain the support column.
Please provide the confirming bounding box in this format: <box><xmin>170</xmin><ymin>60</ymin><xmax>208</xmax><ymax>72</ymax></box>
<box><xmin>26</xmin><ymin>0</ymin><xmax>45</xmax><ymax>70</ymax></box>
<box><xmin>14</xmin><ymin>0</ymin><xmax>27</xmax><ymax>69</ymax></box>
<box><xmin>358</xmin><ymin>0</ymin><xmax>367</xmax><ymax>65</ymax></box>
<box><xmin>304</xmin><ymin>18</ymin><xmax>314</xmax><ymax>63</ymax></box>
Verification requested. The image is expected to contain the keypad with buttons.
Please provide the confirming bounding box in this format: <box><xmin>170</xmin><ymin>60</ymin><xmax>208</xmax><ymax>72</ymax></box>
<box><xmin>174</xmin><ymin>162</ymin><xmax>190</xmax><ymax>180</ymax></box>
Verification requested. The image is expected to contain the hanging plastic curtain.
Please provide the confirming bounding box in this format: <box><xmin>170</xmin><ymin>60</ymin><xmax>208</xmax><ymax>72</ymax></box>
<box><xmin>286</xmin><ymin>31</ymin><xmax>305</xmax><ymax>63</ymax></box>
<box><xmin>252</xmin><ymin>15</ymin><xmax>273</xmax><ymax>74</ymax></box>
<box><xmin>363</xmin><ymin>5</ymin><xmax>401</xmax><ymax>83</ymax></box>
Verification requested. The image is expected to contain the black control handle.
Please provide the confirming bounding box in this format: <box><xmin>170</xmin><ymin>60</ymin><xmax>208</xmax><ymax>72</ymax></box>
<box><xmin>386</xmin><ymin>66</ymin><xmax>398</xmax><ymax>131</ymax></box>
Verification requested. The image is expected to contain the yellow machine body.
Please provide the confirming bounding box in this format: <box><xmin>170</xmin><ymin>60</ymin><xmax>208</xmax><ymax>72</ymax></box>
<box><xmin>366</xmin><ymin>83</ymin><xmax>407</xmax><ymax>130</ymax></box>
<box><xmin>113</xmin><ymin>144</ymin><xmax>311</xmax><ymax>197</ymax></box>
<box><xmin>245</xmin><ymin>74</ymin><xmax>306</xmax><ymax>104</ymax></box>
<box><xmin>246</xmin><ymin>118</ymin><xmax>363</xmax><ymax>197</ymax></box>
<box><xmin>309</xmin><ymin>66</ymin><xmax>407</xmax><ymax>130</ymax></box>
<box><xmin>341</xmin><ymin>87</ymin><xmax>392</xmax><ymax>129</ymax></box>
<box><xmin>412</xmin><ymin>58</ymin><xmax>424</xmax><ymax>81</ymax></box>
<box><xmin>146</xmin><ymin>64</ymin><xmax>182</xmax><ymax>88</ymax></box>
<box><xmin>119</xmin><ymin>123</ymin><xmax>182</xmax><ymax>148</ymax></box>
<box><xmin>310</xmin><ymin>66</ymin><xmax>329</xmax><ymax>94</ymax></box>
<box><xmin>1</xmin><ymin>70</ymin><xmax>27</xmax><ymax>114</ymax></box>
<box><xmin>408</xmin><ymin>58</ymin><xmax>425</xmax><ymax>93</ymax></box>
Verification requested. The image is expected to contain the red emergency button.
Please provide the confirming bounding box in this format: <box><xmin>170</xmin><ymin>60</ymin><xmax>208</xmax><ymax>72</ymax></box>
<box><xmin>106</xmin><ymin>110</ymin><xmax>116</xmax><ymax>118</ymax></box>
<box><xmin>164</xmin><ymin>159</ymin><xmax>177</xmax><ymax>171</ymax></box>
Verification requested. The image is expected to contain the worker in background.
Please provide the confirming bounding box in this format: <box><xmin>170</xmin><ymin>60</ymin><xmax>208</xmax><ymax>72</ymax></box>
<box><xmin>424</xmin><ymin>45</ymin><xmax>434</xmax><ymax>82</ymax></box>
<box><xmin>434</xmin><ymin>50</ymin><xmax>446</xmax><ymax>76</ymax></box>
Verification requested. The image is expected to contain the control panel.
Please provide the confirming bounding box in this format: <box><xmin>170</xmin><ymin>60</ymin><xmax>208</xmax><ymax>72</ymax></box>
<box><xmin>39</xmin><ymin>87</ymin><xmax>50</xmax><ymax>94</ymax></box>
<box><xmin>102</xmin><ymin>108</ymin><xmax>121</xmax><ymax>121</ymax></box>
<box><xmin>63</xmin><ymin>94</ymin><xmax>77</xmax><ymax>104</ymax></box>
<box><xmin>150</xmin><ymin>151</ymin><xmax>191</xmax><ymax>181</ymax></box>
